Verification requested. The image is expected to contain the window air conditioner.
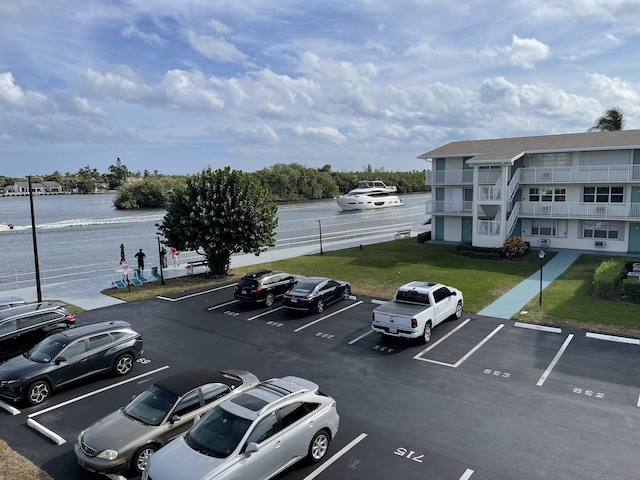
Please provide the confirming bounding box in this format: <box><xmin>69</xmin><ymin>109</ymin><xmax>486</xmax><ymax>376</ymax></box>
<box><xmin>539</xmin><ymin>238</ymin><xmax>550</xmax><ymax>245</ymax></box>
<box><xmin>594</xmin><ymin>240</ymin><xmax>606</xmax><ymax>248</ymax></box>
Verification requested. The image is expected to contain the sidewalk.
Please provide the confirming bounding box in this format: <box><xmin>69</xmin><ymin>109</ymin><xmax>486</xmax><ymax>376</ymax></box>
<box><xmin>478</xmin><ymin>250</ymin><xmax>581</xmax><ymax>319</ymax></box>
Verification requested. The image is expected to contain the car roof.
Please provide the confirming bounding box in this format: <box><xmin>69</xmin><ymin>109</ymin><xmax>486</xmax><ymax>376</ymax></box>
<box><xmin>223</xmin><ymin>376</ymin><xmax>319</xmax><ymax>420</ymax></box>
<box><xmin>296</xmin><ymin>277</ymin><xmax>330</xmax><ymax>285</ymax></box>
<box><xmin>242</xmin><ymin>269</ymin><xmax>280</xmax><ymax>279</ymax></box>
<box><xmin>50</xmin><ymin>320</ymin><xmax>133</xmax><ymax>341</ymax></box>
<box><xmin>0</xmin><ymin>301</ymin><xmax>67</xmax><ymax>321</ymax></box>
<box><xmin>154</xmin><ymin>369</ymin><xmax>243</xmax><ymax>396</ymax></box>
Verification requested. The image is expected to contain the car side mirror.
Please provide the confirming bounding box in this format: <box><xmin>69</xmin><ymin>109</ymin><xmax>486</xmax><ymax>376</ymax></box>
<box><xmin>245</xmin><ymin>442</ymin><xmax>259</xmax><ymax>457</ymax></box>
<box><xmin>55</xmin><ymin>356</ymin><xmax>67</xmax><ymax>365</ymax></box>
<box><xmin>170</xmin><ymin>415</ymin><xmax>181</xmax><ymax>424</ymax></box>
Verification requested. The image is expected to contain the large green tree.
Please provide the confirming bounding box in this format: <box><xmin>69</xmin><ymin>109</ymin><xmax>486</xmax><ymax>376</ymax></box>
<box><xmin>588</xmin><ymin>106</ymin><xmax>626</xmax><ymax>132</ymax></box>
<box><xmin>157</xmin><ymin>166</ymin><xmax>278</xmax><ymax>276</ymax></box>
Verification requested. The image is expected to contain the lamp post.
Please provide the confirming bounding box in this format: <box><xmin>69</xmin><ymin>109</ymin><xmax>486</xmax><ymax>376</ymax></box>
<box><xmin>318</xmin><ymin>220</ymin><xmax>324</xmax><ymax>255</ymax></box>
<box><xmin>538</xmin><ymin>250</ymin><xmax>546</xmax><ymax>306</ymax></box>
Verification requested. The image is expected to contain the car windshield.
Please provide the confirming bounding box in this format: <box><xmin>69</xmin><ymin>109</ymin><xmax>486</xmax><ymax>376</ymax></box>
<box><xmin>122</xmin><ymin>385</ymin><xmax>178</xmax><ymax>426</ymax></box>
<box><xmin>185</xmin><ymin>406</ymin><xmax>252</xmax><ymax>458</ymax></box>
<box><xmin>290</xmin><ymin>282</ymin><xmax>316</xmax><ymax>295</ymax></box>
<box><xmin>25</xmin><ymin>337</ymin><xmax>67</xmax><ymax>363</ymax></box>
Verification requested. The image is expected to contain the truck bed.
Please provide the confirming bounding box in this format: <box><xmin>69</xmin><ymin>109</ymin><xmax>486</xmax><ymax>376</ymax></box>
<box><xmin>374</xmin><ymin>300</ymin><xmax>428</xmax><ymax>317</ymax></box>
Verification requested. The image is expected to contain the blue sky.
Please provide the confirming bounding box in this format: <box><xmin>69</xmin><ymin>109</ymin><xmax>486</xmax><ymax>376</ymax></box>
<box><xmin>1</xmin><ymin>0</ymin><xmax>639</xmax><ymax>177</ymax></box>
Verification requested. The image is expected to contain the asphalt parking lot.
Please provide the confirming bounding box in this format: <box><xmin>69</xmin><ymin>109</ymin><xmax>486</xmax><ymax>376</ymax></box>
<box><xmin>2</xmin><ymin>281</ymin><xmax>640</xmax><ymax>480</ymax></box>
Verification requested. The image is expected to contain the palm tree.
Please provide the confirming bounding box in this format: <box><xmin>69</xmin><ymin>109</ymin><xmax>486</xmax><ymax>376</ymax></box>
<box><xmin>588</xmin><ymin>106</ymin><xmax>626</xmax><ymax>132</ymax></box>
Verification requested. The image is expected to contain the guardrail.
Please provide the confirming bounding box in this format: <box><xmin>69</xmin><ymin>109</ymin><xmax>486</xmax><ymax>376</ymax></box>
<box><xmin>0</xmin><ymin>223</ymin><xmax>415</xmax><ymax>292</ymax></box>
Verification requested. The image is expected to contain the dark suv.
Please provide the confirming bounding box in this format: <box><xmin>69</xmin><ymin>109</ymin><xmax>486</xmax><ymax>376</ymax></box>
<box><xmin>0</xmin><ymin>302</ymin><xmax>76</xmax><ymax>362</ymax></box>
<box><xmin>0</xmin><ymin>320</ymin><xmax>143</xmax><ymax>405</ymax></box>
<box><xmin>234</xmin><ymin>270</ymin><xmax>300</xmax><ymax>307</ymax></box>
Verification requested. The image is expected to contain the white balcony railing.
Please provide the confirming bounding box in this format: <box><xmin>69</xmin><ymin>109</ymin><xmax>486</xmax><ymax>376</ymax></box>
<box><xmin>433</xmin><ymin>169</ymin><xmax>474</xmax><ymax>184</ymax></box>
<box><xmin>519</xmin><ymin>164</ymin><xmax>640</xmax><ymax>183</ymax></box>
<box><xmin>519</xmin><ymin>202</ymin><xmax>640</xmax><ymax>219</ymax></box>
<box><xmin>477</xmin><ymin>220</ymin><xmax>501</xmax><ymax>236</ymax></box>
<box><xmin>429</xmin><ymin>200</ymin><xmax>473</xmax><ymax>215</ymax></box>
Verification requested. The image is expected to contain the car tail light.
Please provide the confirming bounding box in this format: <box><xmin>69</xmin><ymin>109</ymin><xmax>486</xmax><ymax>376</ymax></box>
<box><xmin>66</xmin><ymin>313</ymin><xmax>77</xmax><ymax>322</ymax></box>
<box><xmin>411</xmin><ymin>318</ymin><xmax>417</xmax><ymax>328</ymax></box>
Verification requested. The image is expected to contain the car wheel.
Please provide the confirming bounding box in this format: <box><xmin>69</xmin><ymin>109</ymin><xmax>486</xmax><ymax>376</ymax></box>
<box><xmin>114</xmin><ymin>353</ymin><xmax>134</xmax><ymax>376</ymax></box>
<box><xmin>421</xmin><ymin>322</ymin><xmax>432</xmax><ymax>344</ymax></box>
<box><xmin>27</xmin><ymin>380</ymin><xmax>50</xmax><ymax>406</ymax></box>
<box><xmin>132</xmin><ymin>445</ymin><xmax>157</xmax><ymax>474</ymax></box>
<box><xmin>453</xmin><ymin>301</ymin><xmax>463</xmax><ymax>319</ymax></box>
<box><xmin>342</xmin><ymin>286</ymin><xmax>351</xmax><ymax>299</ymax></box>
<box><xmin>315</xmin><ymin>300</ymin><xmax>325</xmax><ymax>313</ymax></box>
<box><xmin>265</xmin><ymin>293</ymin><xmax>275</xmax><ymax>307</ymax></box>
<box><xmin>308</xmin><ymin>430</ymin><xmax>330</xmax><ymax>463</ymax></box>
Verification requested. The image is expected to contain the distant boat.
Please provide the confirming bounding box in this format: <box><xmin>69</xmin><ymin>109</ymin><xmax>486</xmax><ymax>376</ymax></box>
<box><xmin>0</xmin><ymin>224</ymin><xmax>14</xmax><ymax>232</ymax></box>
<box><xmin>336</xmin><ymin>180</ymin><xmax>404</xmax><ymax>211</ymax></box>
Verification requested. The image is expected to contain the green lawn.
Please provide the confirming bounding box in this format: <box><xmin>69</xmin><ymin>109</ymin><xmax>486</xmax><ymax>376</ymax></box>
<box><xmin>102</xmin><ymin>240</ymin><xmax>640</xmax><ymax>338</ymax></box>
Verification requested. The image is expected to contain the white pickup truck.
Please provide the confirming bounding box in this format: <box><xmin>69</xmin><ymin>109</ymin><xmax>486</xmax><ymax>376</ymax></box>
<box><xmin>371</xmin><ymin>281</ymin><xmax>463</xmax><ymax>344</ymax></box>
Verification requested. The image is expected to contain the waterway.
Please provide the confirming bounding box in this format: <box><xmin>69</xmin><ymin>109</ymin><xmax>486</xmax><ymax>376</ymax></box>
<box><xmin>0</xmin><ymin>192</ymin><xmax>430</xmax><ymax>279</ymax></box>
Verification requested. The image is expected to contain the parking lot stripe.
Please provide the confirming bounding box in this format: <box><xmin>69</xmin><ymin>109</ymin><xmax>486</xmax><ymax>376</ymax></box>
<box><xmin>303</xmin><ymin>433</ymin><xmax>368</xmax><ymax>480</ymax></box>
<box><xmin>414</xmin><ymin>322</ymin><xmax>503</xmax><ymax>368</ymax></box>
<box><xmin>158</xmin><ymin>283</ymin><xmax>236</xmax><ymax>302</ymax></box>
<box><xmin>207</xmin><ymin>299</ymin><xmax>240</xmax><ymax>310</ymax></box>
<box><xmin>413</xmin><ymin>319</ymin><xmax>471</xmax><ymax>358</ymax></box>
<box><xmin>460</xmin><ymin>468</ymin><xmax>475</xmax><ymax>479</ymax></box>
<box><xmin>26</xmin><ymin>418</ymin><xmax>66</xmax><ymax>445</ymax></box>
<box><xmin>294</xmin><ymin>301</ymin><xmax>363</xmax><ymax>332</ymax></box>
<box><xmin>28</xmin><ymin>365</ymin><xmax>170</xmax><ymax>418</ymax></box>
<box><xmin>637</xmin><ymin>394</ymin><xmax>640</xmax><ymax>408</ymax></box>
<box><xmin>248</xmin><ymin>306</ymin><xmax>284</xmax><ymax>321</ymax></box>
<box><xmin>536</xmin><ymin>334</ymin><xmax>574</xmax><ymax>387</ymax></box>
<box><xmin>348</xmin><ymin>328</ymin><xmax>375</xmax><ymax>344</ymax></box>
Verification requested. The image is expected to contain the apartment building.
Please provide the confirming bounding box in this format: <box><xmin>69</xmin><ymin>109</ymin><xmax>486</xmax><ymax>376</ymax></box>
<box><xmin>418</xmin><ymin>129</ymin><xmax>640</xmax><ymax>254</ymax></box>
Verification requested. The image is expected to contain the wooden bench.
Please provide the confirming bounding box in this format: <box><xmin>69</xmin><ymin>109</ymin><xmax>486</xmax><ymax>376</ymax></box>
<box><xmin>186</xmin><ymin>259</ymin><xmax>208</xmax><ymax>274</ymax></box>
<box><xmin>395</xmin><ymin>229</ymin><xmax>411</xmax><ymax>239</ymax></box>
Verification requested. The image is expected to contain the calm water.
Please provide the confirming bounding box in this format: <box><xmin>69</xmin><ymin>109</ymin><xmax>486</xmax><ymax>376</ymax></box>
<box><xmin>0</xmin><ymin>192</ymin><xmax>430</xmax><ymax>278</ymax></box>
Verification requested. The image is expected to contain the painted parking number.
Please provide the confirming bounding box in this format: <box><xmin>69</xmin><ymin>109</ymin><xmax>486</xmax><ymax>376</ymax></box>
<box><xmin>394</xmin><ymin>447</ymin><xmax>423</xmax><ymax>463</ymax></box>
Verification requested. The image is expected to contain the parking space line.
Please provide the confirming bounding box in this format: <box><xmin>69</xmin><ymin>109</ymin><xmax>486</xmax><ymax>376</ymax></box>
<box><xmin>637</xmin><ymin>394</ymin><xmax>640</xmax><ymax>408</ymax></box>
<box><xmin>348</xmin><ymin>328</ymin><xmax>375</xmax><ymax>344</ymax></box>
<box><xmin>207</xmin><ymin>299</ymin><xmax>239</xmax><ymax>311</ymax></box>
<box><xmin>248</xmin><ymin>306</ymin><xmax>284</xmax><ymax>321</ymax></box>
<box><xmin>536</xmin><ymin>334</ymin><xmax>574</xmax><ymax>387</ymax></box>
<box><xmin>294</xmin><ymin>301</ymin><xmax>363</xmax><ymax>332</ymax></box>
<box><xmin>460</xmin><ymin>468</ymin><xmax>475</xmax><ymax>479</ymax></box>
<box><xmin>414</xmin><ymin>323</ymin><xmax>504</xmax><ymax>368</ymax></box>
<box><xmin>158</xmin><ymin>283</ymin><xmax>236</xmax><ymax>302</ymax></box>
<box><xmin>303</xmin><ymin>433</ymin><xmax>368</xmax><ymax>480</ymax></box>
<box><xmin>29</xmin><ymin>365</ymin><xmax>170</xmax><ymax>418</ymax></box>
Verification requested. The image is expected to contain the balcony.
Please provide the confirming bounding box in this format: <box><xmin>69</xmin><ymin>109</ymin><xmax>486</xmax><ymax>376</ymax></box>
<box><xmin>433</xmin><ymin>168</ymin><xmax>500</xmax><ymax>185</ymax></box>
<box><xmin>519</xmin><ymin>164</ymin><xmax>640</xmax><ymax>184</ymax></box>
<box><xmin>427</xmin><ymin>200</ymin><xmax>473</xmax><ymax>215</ymax></box>
<box><xmin>519</xmin><ymin>202</ymin><xmax>640</xmax><ymax>220</ymax></box>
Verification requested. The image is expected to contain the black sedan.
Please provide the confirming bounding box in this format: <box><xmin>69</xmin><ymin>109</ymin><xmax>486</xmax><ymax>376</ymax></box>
<box><xmin>0</xmin><ymin>321</ymin><xmax>143</xmax><ymax>405</ymax></box>
<box><xmin>282</xmin><ymin>277</ymin><xmax>351</xmax><ymax>313</ymax></box>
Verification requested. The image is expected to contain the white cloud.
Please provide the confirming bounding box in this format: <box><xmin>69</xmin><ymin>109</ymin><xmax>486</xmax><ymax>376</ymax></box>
<box><xmin>293</xmin><ymin>126</ymin><xmax>347</xmax><ymax>144</ymax></box>
<box><xmin>121</xmin><ymin>24</ymin><xmax>165</xmax><ymax>46</ymax></box>
<box><xmin>226</xmin><ymin>124</ymin><xmax>278</xmax><ymax>143</ymax></box>
<box><xmin>185</xmin><ymin>31</ymin><xmax>248</xmax><ymax>63</ymax></box>
<box><xmin>0</xmin><ymin>72</ymin><xmax>49</xmax><ymax>110</ymax></box>
<box><xmin>482</xmin><ymin>35</ymin><xmax>551</xmax><ymax>70</ymax></box>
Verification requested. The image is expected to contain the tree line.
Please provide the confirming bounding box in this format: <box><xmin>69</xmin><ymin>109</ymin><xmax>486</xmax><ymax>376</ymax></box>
<box><xmin>112</xmin><ymin>163</ymin><xmax>429</xmax><ymax>209</ymax></box>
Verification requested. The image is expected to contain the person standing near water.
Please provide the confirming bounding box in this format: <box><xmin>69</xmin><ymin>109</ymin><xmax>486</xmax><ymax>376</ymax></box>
<box><xmin>135</xmin><ymin>248</ymin><xmax>146</xmax><ymax>271</ymax></box>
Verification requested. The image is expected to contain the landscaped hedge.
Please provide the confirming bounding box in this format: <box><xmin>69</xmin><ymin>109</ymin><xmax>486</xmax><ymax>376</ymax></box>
<box><xmin>592</xmin><ymin>258</ymin><xmax>626</xmax><ymax>300</ymax></box>
<box><xmin>417</xmin><ymin>231</ymin><xmax>432</xmax><ymax>243</ymax></box>
<box><xmin>622</xmin><ymin>278</ymin><xmax>640</xmax><ymax>303</ymax></box>
<box><xmin>455</xmin><ymin>244</ymin><xmax>503</xmax><ymax>261</ymax></box>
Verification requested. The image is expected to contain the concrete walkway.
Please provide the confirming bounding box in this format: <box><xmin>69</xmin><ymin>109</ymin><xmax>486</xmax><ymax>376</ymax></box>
<box><xmin>478</xmin><ymin>250</ymin><xmax>581</xmax><ymax>319</ymax></box>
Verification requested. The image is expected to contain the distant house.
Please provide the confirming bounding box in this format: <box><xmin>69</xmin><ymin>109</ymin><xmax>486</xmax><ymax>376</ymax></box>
<box><xmin>11</xmin><ymin>181</ymin><xmax>63</xmax><ymax>194</ymax></box>
<box><xmin>418</xmin><ymin>129</ymin><xmax>640</xmax><ymax>254</ymax></box>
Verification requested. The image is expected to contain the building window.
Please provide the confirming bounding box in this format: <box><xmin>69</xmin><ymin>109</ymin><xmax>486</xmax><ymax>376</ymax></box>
<box><xmin>583</xmin><ymin>186</ymin><xmax>623</xmax><ymax>203</ymax></box>
<box><xmin>530</xmin><ymin>219</ymin><xmax>567</xmax><ymax>237</ymax></box>
<box><xmin>582</xmin><ymin>221</ymin><xmax>621</xmax><ymax>239</ymax></box>
<box><xmin>529</xmin><ymin>187</ymin><xmax>565</xmax><ymax>202</ymax></box>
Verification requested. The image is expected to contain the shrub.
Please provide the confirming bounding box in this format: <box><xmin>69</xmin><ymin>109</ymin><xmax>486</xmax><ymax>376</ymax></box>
<box><xmin>592</xmin><ymin>258</ymin><xmax>626</xmax><ymax>300</ymax></box>
<box><xmin>622</xmin><ymin>279</ymin><xmax>640</xmax><ymax>303</ymax></box>
<box><xmin>417</xmin><ymin>231</ymin><xmax>432</xmax><ymax>243</ymax></box>
<box><xmin>502</xmin><ymin>236</ymin><xmax>528</xmax><ymax>259</ymax></box>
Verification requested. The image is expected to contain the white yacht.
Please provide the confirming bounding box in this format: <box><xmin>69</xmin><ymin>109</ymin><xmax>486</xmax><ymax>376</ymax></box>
<box><xmin>336</xmin><ymin>180</ymin><xmax>403</xmax><ymax>211</ymax></box>
<box><xmin>0</xmin><ymin>223</ymin><xmax>13</xmax><ymax>232</ymax></box>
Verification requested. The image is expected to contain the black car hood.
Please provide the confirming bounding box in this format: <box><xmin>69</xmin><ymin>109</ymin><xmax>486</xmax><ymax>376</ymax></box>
<box><xmin>0</xmin><ymin>354</ymin><xmax>49</xmax><ymax>379</ymax></box>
